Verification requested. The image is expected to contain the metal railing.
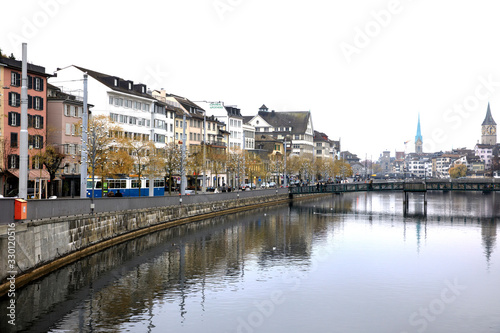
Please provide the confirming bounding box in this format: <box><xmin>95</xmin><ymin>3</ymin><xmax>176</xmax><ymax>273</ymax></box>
<box><xmin>0</xmin><ymin>188</ymin><xmax>289</xmax><ymax>224</ymax></box>
<box><xmin>289</xmin><ymin>180</ymin><xmax>500</xmax><ymax>195</ymax></box>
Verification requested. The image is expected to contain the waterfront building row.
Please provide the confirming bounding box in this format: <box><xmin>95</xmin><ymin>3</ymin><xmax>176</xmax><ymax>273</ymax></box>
<box><xmin>1</xmin><ymin>58</ymin><xmax>341</xmax><ymax>196</ymax></box>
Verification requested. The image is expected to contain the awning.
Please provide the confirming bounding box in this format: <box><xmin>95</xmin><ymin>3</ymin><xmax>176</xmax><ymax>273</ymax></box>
<box><xmin>7</xmin><ymin>169</ymin><xmax>51</xmax><ymax>180</ymax></box>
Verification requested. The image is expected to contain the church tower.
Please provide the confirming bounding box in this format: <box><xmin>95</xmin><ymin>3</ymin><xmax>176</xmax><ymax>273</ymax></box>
<box><xmin>415</xmin><ymin>114</ymin><xmax>423</xmax><ymax>154</ymax></box>
<box><xmin>481</xmin><ymin>102</ymin><xmax>497</xmax><ymax>145</ymax></box>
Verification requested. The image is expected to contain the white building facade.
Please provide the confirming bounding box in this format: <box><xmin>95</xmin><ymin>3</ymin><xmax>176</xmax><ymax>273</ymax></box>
<box><xmin>52</xmin><ymin>66</ymin><xmax>173</xmax><ymax>149</ymax></box>
<box><xmin>196</xmin><ymin>102</ymin><xmax>245</xmax><ymax>152</ymax></box>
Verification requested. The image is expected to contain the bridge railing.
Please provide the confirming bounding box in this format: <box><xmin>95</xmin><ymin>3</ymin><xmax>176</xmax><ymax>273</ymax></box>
<box><xmin>403</xmin><ymin>183</ymin><xmax>427</xmax><ymax>192</ymax></box>
<box><xmin>288</xmin><ymin>180</ymin><xmax>500</xmax><ymax>195</ymax></box>
<box><xmin>289</xmin><ymin>182</ymin><xmax>407</xmax><ymax>194</ymax></box>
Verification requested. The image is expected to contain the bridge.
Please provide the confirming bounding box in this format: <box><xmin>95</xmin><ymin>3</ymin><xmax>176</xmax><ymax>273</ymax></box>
<box><xmin>289</xmin><ymin>180</ymin><xmax>500</xmax><ymax>214</ymax></box>
<box><xmin>289</xmin><ymin>179</ymin><xmax>500</xmax><ymax>195</ymax></box>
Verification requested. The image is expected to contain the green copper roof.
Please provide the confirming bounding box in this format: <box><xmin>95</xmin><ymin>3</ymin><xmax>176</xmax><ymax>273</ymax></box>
<box><xmin>415</xmin><ymin>113</ymin><xmax>422</xmax><ymax>142</ymax></box>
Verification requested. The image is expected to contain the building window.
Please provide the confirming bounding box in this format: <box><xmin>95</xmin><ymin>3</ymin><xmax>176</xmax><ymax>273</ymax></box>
<box><xmin>8</xmin><ymin>112</ymin><xmax>20</xmax><ymax>126</ymax></box>
<box><xmin>34</xmin><ymin>96</ymin><xmax>43</xmax><ymax>110</ymax></box>
<box><xmin>10</xmin><ymin>133</ymin><xmax>18</xmax><ymax>148</ymax></box>
<box><xmin>109</xmin><ymin>96</ymin><xmax>114</xmax><ymax>105</ymax></box>
<box><xmin>32</xmin><ymin>155</ymin><xmax>42</xmax><ymax>169</ymax></box>
<box><xmin>29</xmin><ymin>135</ymin><xmax>44</xmax><ymax>149</ymax></box>
<box><xmin>66</xmin><ymin>123</ymin><xmax>76</xmax><ymax>135</ymax></box>
<box><xmin>9</xmin><ymin>92</ymin><xmax>21</xmax><ymax>107</ymax></box>
<box><xmin>8</xmin><ymin>155</ymin><xmax>20</xmax><ymax>169</ymax></box>
<box><xmin>34</xmin><ymin>77</ymin><xmax>44</xmax><ymax>91</ymax></box>
<box><xmin>11</xmin><ymin>72</ymin><xmax>21</xmax><ymax>87</ymax></box>
<box><xmin>33</xmin><ymin>115</ymin><xmax>44</xmax><ymax>129</ymax></box>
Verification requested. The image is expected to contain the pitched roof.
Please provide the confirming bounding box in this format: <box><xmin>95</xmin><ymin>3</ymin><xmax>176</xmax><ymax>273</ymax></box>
<box><xmin>167</xmin><ymin>94</ymin><xmax>205</xmax><ymax>112</ymax></box>
<box><xmin>242</xmin><ymin>116</ymin><xmax>253</xmax><ymax>124</ymax></box>
<box><xmin>257</xmin><ymin>110</ymin><xmax>310</xmax><ymax>134</ymax></box>
<box><xmin>0</xmin><ymin>57</ymin><xmax>52</xmax><ymax>77</ymax></box>
<box><xmin>314</xmin><ymin>130</ymin><xmax>329</xmax><ymax>142</ymax></box>
<box><xmin>225</xmin><ymin>106</ymin><xmax>242</xmax><ymax>118</ymax></box>
<box><xmin>482</xmin><ymin>102</ymin><xmax>496</xmax><ymax>125</ymax></box>
<box><xmin>73</xmin><ymin>65</ymin><xmax>155</xmax><ymax>100</ymax></box>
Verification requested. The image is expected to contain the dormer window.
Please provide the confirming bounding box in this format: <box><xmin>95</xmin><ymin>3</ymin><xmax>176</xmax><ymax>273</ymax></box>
<box><xmin>142</xmin><ymin>87</ymin><xmax>145</xmax><ymax>93</ymax></box>
<box><xmin>128</xmin><ymin>82</ymin><xmax>132</xmax><ymax>90</ymax></box>
<box><xmin>114</xmin><ymin>79</ymin><xmax>118</xmax><ymax>86</ymax></box>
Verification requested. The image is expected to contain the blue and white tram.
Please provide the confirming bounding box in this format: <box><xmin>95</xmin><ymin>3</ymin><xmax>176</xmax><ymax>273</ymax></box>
<box><xmin>86</xmin><ymin>177</ymin><xmax>165</xmax><ymax>197</ymax></box>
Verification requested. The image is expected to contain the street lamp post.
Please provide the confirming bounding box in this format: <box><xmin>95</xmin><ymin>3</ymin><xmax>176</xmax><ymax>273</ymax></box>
<box><xmin>180</xmin><ymin>114</ymin><xmax>186</xmax><ymax>196</ymax></box>
<box><xmin>80</xmin><ymin>73</ymin><xmax>88</xmax><ymax>198</ymax></box>
<box><xmin>283</xmin><ymin>138</ymin><xmax>287</xmax><ymax>187</ymax></box>
<box><xmin>202</xmin><ymin>115</ymin><xmax>206</xmax><ymax>193</ymax></box>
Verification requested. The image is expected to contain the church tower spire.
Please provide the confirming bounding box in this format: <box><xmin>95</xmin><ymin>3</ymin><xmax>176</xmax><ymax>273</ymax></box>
<box><xmin>481</xmin><ymin>102</ymin><xmax>497</xmax><ymax>145</ymax></box>
<box><xmin>415</xmin><ymin>113</ymin><xmax>423</xmax><ymax>154</ymax></box>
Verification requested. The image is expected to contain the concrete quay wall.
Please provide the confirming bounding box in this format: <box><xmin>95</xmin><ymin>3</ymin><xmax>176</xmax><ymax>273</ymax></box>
<box><xmin>0</xmin><ymin>193</ymin><xmax>291</xmax><ymax>296</ymax></box>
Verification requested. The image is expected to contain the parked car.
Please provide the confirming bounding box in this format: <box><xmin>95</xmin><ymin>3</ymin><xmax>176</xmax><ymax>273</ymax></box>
<box><xmin>268</xmin><ymin>182</ymin><xmax>276</xmax><ymax>188</ymax></box>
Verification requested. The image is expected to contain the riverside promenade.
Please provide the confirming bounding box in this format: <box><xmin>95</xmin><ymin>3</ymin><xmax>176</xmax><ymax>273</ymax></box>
<box><xmin>0</xmin><ymin>188</ymin><xmax>293</xmax><ymax>296</ymax></box>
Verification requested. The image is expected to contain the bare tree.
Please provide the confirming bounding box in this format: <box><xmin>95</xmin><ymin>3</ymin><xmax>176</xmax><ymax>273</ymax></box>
<box><xmin>40</xmin><ymin>145</ymin><xmax>65</xmax><ymax>196</ymax></box>
<box><xmin>243</xmin><ymin>152</ymin><xmax>263</xmax><ymax>188</ymax></box>
<box><xmin>84</xmin><ymin>115</ymin><xmax>122</xmax><ymax>199</ymax></box>
<box><xmin>163</xmin><ymin>142</ymin><xmax>181</xmax><ymax>195</ymax></box>
<box><xmin>227</xmin><ymin>148</ymin><xmax>246</xmax><ymax>190</ymax></box>
<box><xmin>207</xmin><ymin>146</ymin><xmax>226</xmax><ymax>190</ymax></box>
<box><xmin>334</xmin><ymin>158</ymin><xmax>353</xmax><ymax>180</ymax></box>
<box><xmin>124</xmin><ymin>138</ymin><xmax>156</xmax><ymax>197</ymax></box>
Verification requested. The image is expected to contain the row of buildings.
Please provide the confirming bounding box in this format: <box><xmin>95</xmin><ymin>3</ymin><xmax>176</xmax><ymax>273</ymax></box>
<box><xmin>0</xmin><ymin>58</ymin><xmax>341</xmax><ymax>197</ymax></box>
<box><xmin>373</xmin><ymin>106</ymin><xmax>500</xmax><ymax>179</ymax></box>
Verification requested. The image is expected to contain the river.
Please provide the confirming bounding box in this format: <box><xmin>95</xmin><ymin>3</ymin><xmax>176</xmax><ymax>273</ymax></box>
<box><xmin>2</xmin><ymin>191</ymin><xmax>500</xmax><ymax>333</ymax></box>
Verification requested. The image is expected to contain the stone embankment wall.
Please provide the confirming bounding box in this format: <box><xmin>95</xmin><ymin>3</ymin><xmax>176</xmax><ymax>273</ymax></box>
<box><xmin>0</xmin><ymin>193</ymin><xmax>291</xmax><ymax>295</ymax></box>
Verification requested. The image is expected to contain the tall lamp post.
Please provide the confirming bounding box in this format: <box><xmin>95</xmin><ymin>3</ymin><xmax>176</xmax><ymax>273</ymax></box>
<box><xmin>180</xmin><ymin>114</ymin><xmax>186</xmax><ymax>196</ymax></box>
<box><xmin>80</xmin><ymin>73</ymin><xmax>88</xmax><ymax>198</ymax></box>
<box><xmin>283</xmin><ymin>137</ymin><xmax>288</xmax><ymax>187</ymax></box>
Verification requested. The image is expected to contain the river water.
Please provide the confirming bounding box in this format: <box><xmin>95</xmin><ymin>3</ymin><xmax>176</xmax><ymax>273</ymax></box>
<box><xmin>2</xmin><ymin>191</ymin><xmax>500</xmax><ymax>333</ymax></box>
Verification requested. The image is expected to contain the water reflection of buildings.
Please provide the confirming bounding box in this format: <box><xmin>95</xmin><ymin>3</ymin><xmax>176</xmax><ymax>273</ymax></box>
<box><xmin>9</xmin><ymin>203</ymin><xmax>334</xmax><ymax>332</ymax></box>
<box><xmin>5</xmin><ymin>193</ymin><xmax>499</xmax><ymax>332</ymax></box>
<box><xmin>482</xmin><ymin>219</ymin><xmax>498</xmax><ymax>267</ymax></box>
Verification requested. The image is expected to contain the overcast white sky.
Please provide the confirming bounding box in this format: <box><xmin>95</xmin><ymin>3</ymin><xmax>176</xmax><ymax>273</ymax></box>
<box><xmin>2</xmin><ymin>0</ymin><xmax>500</xmax><ymax>160</ymax></box>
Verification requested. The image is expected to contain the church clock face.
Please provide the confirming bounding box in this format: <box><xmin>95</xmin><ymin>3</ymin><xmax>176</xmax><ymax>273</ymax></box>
<box><xmin>488</xmin><ymin>126</ymin><xmax>496</xmax><ymax>135</ymax></box>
